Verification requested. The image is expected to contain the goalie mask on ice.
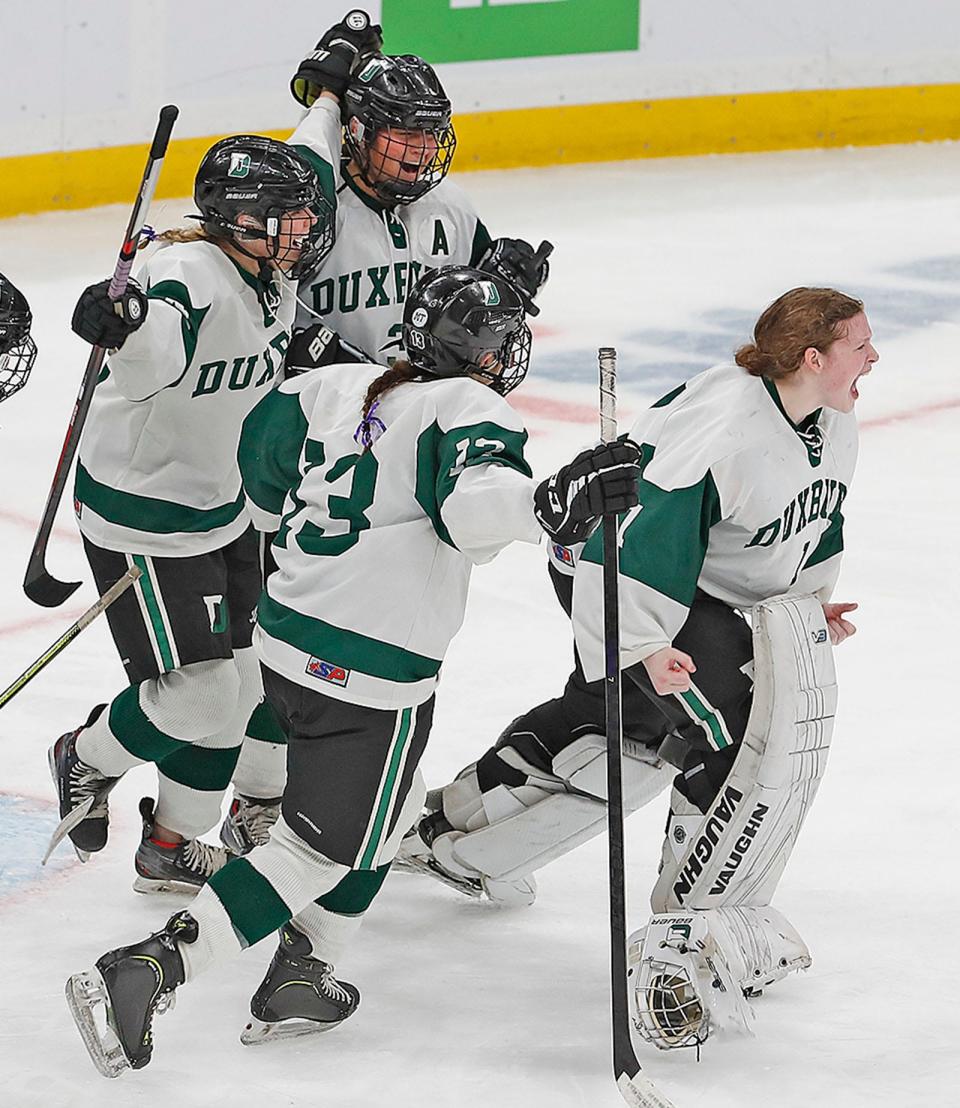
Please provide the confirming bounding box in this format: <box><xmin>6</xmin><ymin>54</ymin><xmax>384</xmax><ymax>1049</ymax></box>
<box><xmin>627</xmin><ymin>906</ymin><xmax>812</xmax><ymax>1050</ymax></box>
<box><xmin>653</xmin><ymin>592</ymin><xmax>837</xmax><ymax>911</ymax></box>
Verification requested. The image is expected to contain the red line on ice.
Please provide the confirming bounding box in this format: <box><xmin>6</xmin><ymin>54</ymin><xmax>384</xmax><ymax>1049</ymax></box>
<box><xmin>0</xmin><ymin>507</ymin><xmax>80</xmax><ymax>545</ymax></box>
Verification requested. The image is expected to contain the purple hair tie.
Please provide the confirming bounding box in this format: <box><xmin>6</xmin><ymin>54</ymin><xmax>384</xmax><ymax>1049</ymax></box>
<box><xmin>354</xmin><ymin>399</ymin><xmax>386</xmax><ymax>449</ymax></box>
<box><xmin>141</xmin><ymin>224</ymin><xmax>158</xmax><ymax>242</ymax></box>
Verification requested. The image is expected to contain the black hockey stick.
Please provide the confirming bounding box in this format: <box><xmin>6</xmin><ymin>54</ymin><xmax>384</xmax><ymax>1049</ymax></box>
<box><xmin>599</xmin><ymin>348</ymin><xmax>677</xmax><ymax>1108</ymax></box>
<box><xmin>1</xmin><ymin>566</ymin><xmax>141</xmax><ymax>712</ymax></box>
<box><xmin>23</xmin><ymin>105</ymin><xmax>179</xmax><ymax>608</ymax></box>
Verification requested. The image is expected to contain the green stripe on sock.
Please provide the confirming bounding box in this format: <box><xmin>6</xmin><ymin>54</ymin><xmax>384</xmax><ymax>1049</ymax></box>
<box><xmin>207</xmin><ymin>857</ymin><xmax>292</xmax><ymax>947</ymax></box>
<box><xmin>245</xmin><ymin>699</ymin><xmax>288</xmax><ymax>746</ymax></box>
<box><xmin>679</xmin><ymin>689</ymin><xmax>730</xmax><ymax>750</ymax></box>
<box><xmin>132</xmin><ymin>555</ymin><xmax>175</xmax><ymax>671</ymax></box>
<box><xmin>315</xmin><ymin>863</ymin><xmax>390</xmax><ymax>915</ymax></box>
<box><xmin>158</xmin><ymin>743</ymin><xmax>241</xmax><ymax>791</ymax></box>
<box><xmin>109</xmin><ymin>685</ymin><xmax>186</xmax><ymax>762</ymax></box>
<box><xmin>360</xmin><ymin>708</ymin><xmax>412</xmax><ymax>870</ymax></box>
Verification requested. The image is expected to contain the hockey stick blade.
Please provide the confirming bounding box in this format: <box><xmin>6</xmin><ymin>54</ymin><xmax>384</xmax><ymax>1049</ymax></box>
<box><xmin>42</xmin><ymin>795</ymin><xmax>94</xmax><ymax>865</ymax></box>
<box><xmin>616</xmin><ymin>1069</ymin><xmax>678</xmax><ymax>1108</ymax></box>
<box><xmin>23</xmin><ymin>563</ymin><xmax>81</xmax><ymax>608</ymax></box>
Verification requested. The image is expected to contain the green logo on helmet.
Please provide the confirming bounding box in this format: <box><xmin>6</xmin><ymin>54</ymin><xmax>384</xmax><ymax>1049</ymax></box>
<box><xmin>357</xmin><ymin>58</ymin><xmax>389</xmax><ymax>83</ymax></box>
<box><xmin>228</xmin><ymin>153</ymin><xmax>251</xmax><ymax>178</ymax></box>
<box><xmin>478</xmin><ymin>280</ymin><xmax>501</xmax><ymax>306</ymax></box>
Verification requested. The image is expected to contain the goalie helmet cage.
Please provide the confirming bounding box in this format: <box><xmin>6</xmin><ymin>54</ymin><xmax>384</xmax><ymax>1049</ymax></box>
<box><xmin>598</xmin><ymin>346</ymin><xmax>678</xmax><ymax>1108</ymax></box>
<box><xmin>22</xmin><ymin>104</ymin><xmax>178</xmax><ymax>608</ymax></box>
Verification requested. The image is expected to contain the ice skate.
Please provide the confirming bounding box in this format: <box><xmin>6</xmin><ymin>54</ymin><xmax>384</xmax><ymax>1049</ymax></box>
<box><xmin>219</xmin><ymin>792</ymin><xmax>281</xmax><ymax>855</ymax></box>
<box><xmin>393</xmin><ymin>810</ymin><xmax>485</xmax><ymax>898</ymax></box>
<box><xmin>133</xmin><ymin>796</ymin><xmax>230</xmax><ymax>894</ymax></box>
<box><xmin>240</xmin><ymin>923</ymin><xmax>360</xmax><ymax>1046</ymax></box>
<box><xmin>46</xmin><ymin>704</ymin><xmax>119</xmax><ymax>862</ymax></box>
<box><xmin>394</xmin><ymin>810</ymin><xmax>537</xmax><ymax>906</ymax></box>
<box><xmin>65</xmin><ymin>910</ymin><xmax>198</xmax><ymax>1077</ymax></box>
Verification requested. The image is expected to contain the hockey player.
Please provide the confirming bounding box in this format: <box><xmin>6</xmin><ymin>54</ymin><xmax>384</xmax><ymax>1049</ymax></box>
<box><xmin>397</xmin><ymin>286</ymin><xmax>873</xmax><ymax>1043</ymax></box>
<box><xmin>48</xmin><ymin>135</ymin><xmax>335</xmax><ymax>894</ymax></box>
<box><xmin>0</xmin><ymin>272</ymin><xmax>36</xmax><ymax>403</ymax></box>
<box><xmin>221</xmin><ymin>9</ymin><xmax>552</xmax><ymax>852</ymax></box>
<box><xmin>287</xmin><ymin>13</ymin><xmax>551</xmax><ymax>357</ymax></box>
<box><xmin>64</xmin><ymin>265</ymin><xmax>641</xmax><ymax>1076</ymax></box>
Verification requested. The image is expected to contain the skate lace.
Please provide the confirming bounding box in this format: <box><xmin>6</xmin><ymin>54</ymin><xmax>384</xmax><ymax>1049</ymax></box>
<box><xmin>239</xmin><ymin>800</ymin><xmax>279</xmax><ymax>847</ymax></box>
<box><xmin>181</xmin><ymin>838</ymin><xmax>228</xmax><ymax>878</ymax></box>
<box><xmin>319</xmin><ymin>966</ymin><xmax>353</xmax><ymax>1005</ymax></box>
<box><xmin>69</xmin><ymin>761</ymin><xmax>112</xmax><ymax>818</ymax></box>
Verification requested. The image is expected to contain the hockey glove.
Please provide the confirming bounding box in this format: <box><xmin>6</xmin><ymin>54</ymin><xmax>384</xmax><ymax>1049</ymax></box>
<box><xmin>478</xmin><ymin>238</ymin><xmax>552</xmax><ymax>316</ymax></box>
<box><xmin>291</xmin><ymin>10</ymin><xmax>384</xmax><ymax>105</ymax></box>
<box><xmin>284</xmin><ymin>322</ymin><xmax>370</xmax><ymax>377</ymax></box>
<box><xmin>534</xmin><ymin>440</ymin><xmax>641</xmax><ymax>546</ymax></box>
<box><xmin>71</xmin><ymin>279</ymin><xmax>148</xmax><ymax>350</ymax></box>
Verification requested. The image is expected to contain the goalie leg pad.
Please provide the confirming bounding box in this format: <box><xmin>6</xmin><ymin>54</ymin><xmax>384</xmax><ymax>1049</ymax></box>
<box><xmin>627</xmin><ymin>906</ymin><xmax>811</xmax><ymax>1052</ymax></box>
<box><xmin>651</xmin><ymin>593</ymin><xmax>836</xmax><ymax>912</ymax></box>
<box><xmin>433</xmin><ymin>733</ymin><xmax>673</xmax><ymax>886</ymax></box>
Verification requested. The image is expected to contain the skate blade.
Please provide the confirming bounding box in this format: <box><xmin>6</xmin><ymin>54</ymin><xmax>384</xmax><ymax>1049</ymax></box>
<box><xmin>42</xmin><ymin>795</ymin><xmax>95</xmax><ymax>865</ymax></box>
<box><xmin>65</xmin><ymin>969</ymin><xmax>130</xmax><ymax>1079</ymax></box>
<box><xmin>133</xmin><ymin>875</ymin><xmax>202</xmax><ymax>896</ymax></box>
<box><xmin>240</xmin><ymin>1015</ymin><xmax>344</xmax><ymax>1046</ymax></box>
<box><xmin>393</xmin><ymin>852</ymin><xmax>484</xmax><ymax>899</ymax></box>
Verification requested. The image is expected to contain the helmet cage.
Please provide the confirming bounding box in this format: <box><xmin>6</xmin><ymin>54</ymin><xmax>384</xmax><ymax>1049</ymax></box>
<box><xmin>0</xmin><ymin>336</ymin><xmax>36</xmax><ymax>401</ymax></box>
<box><xmin>0</xmin><ymin>280</ymin><xmax>36</xmax><ymax>401</ymax></box>
<box><xmin>343</xmin><ymin>56</ymin><xmax>457</xmax><ymax>204</ymax></box>
<box><xmin>631</xmin><ymin>957</ymin><xmax>708</xmax><ymax>1051</ymax></box>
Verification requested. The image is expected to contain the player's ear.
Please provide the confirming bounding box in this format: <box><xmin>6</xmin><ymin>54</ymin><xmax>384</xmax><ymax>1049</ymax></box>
<box><xmin>802</xmin><ymin>346</ymin><xmax>822</xmax><ymax>373</ymax></box>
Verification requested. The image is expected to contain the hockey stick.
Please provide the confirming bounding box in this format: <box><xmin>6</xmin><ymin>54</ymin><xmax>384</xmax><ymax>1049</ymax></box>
<box><xmin>0</xmin><ymin>566</ymin><xmax>141</xmax><ymax>713</ymax></box>
<box><xmin>23</xmin><ymin>104</ymin><xmax>179</xmax><ymax>608</ymax></box>
<box><xmin>599</xmin><ymin>348</ymin><xmax>677</xmax><ymax>1108</ymax></box>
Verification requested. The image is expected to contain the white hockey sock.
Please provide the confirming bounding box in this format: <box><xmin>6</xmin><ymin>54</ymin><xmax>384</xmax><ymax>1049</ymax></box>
<box><xmin>75</xmin><ymin>707</ymin><xmax>145</xmax><ymax>777</ymax></box>
<box><xmin>230</xmin><ymin>736</ymin><xmax>286</xmax><ymax>800</ymax></box>
<box><xmin>290</xmin><ymin>903</ymin><xmax>365</xmax><ymax>966</ymax></box>
<box><xmin>179</xmin><ymin>884</ymin><xmax>246</xmax><ymax>981</ymax></box>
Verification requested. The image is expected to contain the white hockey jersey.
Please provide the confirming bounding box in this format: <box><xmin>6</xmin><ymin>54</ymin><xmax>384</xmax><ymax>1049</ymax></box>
<box><xmin>573</xmin><ymin>363</ymin><xmax>859</xmax><ymax>682</ymax></box>
<box><xmin>75</xmin><ymin>240</ymin><xmax>294</xmax><ymax>556</ymax></box>
<box><xmin>289</xmin><ymin>98</ymin><xmax>491</xmax><ymax>360</ymax></box>
<box><xmin>239</xmin><ymin>366</ymin><xmax>543</xmax><ymax>709</ymax></box>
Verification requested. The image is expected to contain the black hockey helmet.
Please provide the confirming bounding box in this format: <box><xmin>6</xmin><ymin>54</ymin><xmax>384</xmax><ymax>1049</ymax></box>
<box><xmin>403</xmin><ymin>266</ymin><xmax>531</xmax><ymax>396</ymax></box>
<box><xmin>342</xmin><ymin>55</ymin><xmax>457</xmax><ymax>205</ymax></box>
<box><xmin>0</xmin><ymin>272</ymin><xmax>36</xmax><ymax>402</ymax></box>
<box><xmin>193</xmin><ymin>135</ymin><xmax>335</xmax><ymax>278</ymax></box>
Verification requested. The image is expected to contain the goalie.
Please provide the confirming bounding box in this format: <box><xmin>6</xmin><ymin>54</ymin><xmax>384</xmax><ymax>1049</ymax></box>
<box><xmin>398</xmin><ymin>286</ymin><xmax>875</xmax><ymax>1047</ymax></box>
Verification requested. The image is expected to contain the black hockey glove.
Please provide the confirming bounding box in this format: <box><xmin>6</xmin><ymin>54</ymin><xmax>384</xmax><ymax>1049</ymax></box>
<box><xmin>291</xmin><ymin>10</ymin><xmax>384</xmax><ymax>105</ymax></box>
<box><xmin>284</xmin><ymin>322</ymin><xmax>370</xmax><ymax>377</ymax></box>
<box><xmin>534</xmin><ymin>440</ymin><xmax>641</xmax><ymax>546</ymax></box>
<box><xmin>478</xmin><ymin>238</ymin><xmax>552</xmax><ymax>316</ymax></box>
<box><xmin>71</xmin><ymin>279</ymin><xmax>148</xmax><ymax>350</ymax></box>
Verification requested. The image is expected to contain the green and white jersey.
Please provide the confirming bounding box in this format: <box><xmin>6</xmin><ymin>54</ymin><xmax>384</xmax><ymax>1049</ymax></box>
<box><xmin>75</xmin><ymin>239</ymin><xmax>293</xmax><ymax>556</ymax></box>
<box><xmin>239</xmin><ymin>365</ymin><xmax>542</xmax><ymax>709</ymax></box>
<box><xmin>573</xmin><ymin>362</ymin><xmax>859</xmax><ymax>682</ymax></box>
<box><xmin>289</xmin><ymin>98</ymin><xmax>492</xmax><ymax>361</ymax></box>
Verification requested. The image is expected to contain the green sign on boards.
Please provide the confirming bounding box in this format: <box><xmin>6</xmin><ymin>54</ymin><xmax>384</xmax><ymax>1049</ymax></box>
<box><xmin>381</xmin><ymin>0</ymin><xmax>640</xmax><ymax>63</ymax></box>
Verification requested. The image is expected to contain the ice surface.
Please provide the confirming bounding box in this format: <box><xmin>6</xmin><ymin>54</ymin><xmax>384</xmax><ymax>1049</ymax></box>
<box><xmin>1</xmin><ymin>141</ymin><xmax>958</xmax><ymax>1106</ymax></box>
